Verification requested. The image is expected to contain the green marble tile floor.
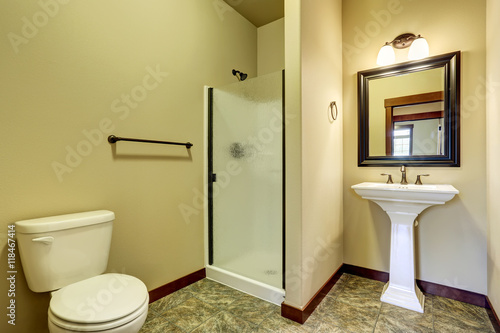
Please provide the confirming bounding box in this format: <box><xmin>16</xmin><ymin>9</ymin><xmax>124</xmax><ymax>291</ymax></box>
<box><xmin>139</xmin><ymin>273</ymin><xmax>498</xmax><ymax>332</ymax></box>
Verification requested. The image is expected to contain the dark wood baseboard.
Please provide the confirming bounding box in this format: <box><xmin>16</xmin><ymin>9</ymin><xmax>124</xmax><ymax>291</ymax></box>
<box><xmin>342</xmin><ymin>264</ymin><xmax>488</xmax><ymax>308</ymax></box>
<box><xmin>417</xmin><ymin>279</ymin><xmax>487</xmax><ymax>308</ymax></box>
<box><xmin>487</xmin><ymin>297</ymin><xmax>500</xmax><ymax>333</ymax></box>
<box><xmin>341</xmin><ymin>264</ymin><xmax>389</xmax><ymax>283</ymax></box>
<box><xmin>281</xmin><ymin>265</ymin><xmax>343</xmax><ymax>324</ymax></box>
<box><xmin>147</xmin><ymin>265</ymin><xmax>500</xmax><ymax>332</ymax></box>
<box><xmin>281</xmin><ymin>303</ymin><xmax>304</xmax><ymax>324</ymax></box>
<box><xmin>148</xmin><ymin>268</ymin><xmax>206</xmax><ymax>303</ymax></box>
<box><xmin>282</xmin><ymin>263</ymin><xmax>498</xmax><ymax>328</ymax></box>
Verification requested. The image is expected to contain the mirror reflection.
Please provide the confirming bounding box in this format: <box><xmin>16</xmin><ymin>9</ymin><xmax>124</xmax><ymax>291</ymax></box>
<box><xmin>369</xmin><ymin>68</ymin><xmax>444</xmax><ymax>156</ymax></box>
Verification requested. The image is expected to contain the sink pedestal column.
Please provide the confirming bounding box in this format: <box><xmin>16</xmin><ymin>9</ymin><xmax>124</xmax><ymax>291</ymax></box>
<box><xmin>381</xmin><ymin>211</ymin><xmax>424</xmax><ymax>313</ymax></box>
<box><xmin>351</xmin><ymin>182</ymin><xmax>459</xmax><ymax>313</ymax></box>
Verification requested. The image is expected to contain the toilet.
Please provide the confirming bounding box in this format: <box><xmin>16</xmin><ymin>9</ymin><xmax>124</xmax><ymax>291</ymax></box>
<box><xmin>15</xmin><ymin>210</ymin><xmax>149</xmax><ymax>333</ymax></box>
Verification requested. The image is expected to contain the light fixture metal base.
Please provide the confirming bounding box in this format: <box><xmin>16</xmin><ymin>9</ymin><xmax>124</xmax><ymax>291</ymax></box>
<box><xmin>392</xmin><ymin>33</ymin><xmax>417</xmax><ymax>49</ymax></box>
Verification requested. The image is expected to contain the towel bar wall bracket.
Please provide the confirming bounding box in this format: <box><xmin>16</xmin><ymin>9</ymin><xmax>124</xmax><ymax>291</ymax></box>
<box><xmin>107</xmin><ymin>135</ymin><xmax>193</xmax><ymax>149</ymax></box>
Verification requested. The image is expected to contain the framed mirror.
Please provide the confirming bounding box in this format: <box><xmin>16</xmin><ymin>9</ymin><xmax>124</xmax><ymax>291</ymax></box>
<box><xmin>358</xmin><ymin>51</ymin><xmax>460</xmax><ymax>166</ymax></box>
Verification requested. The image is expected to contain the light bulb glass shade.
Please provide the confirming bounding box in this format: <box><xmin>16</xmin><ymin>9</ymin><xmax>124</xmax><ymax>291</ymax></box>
<box><xmin>377</xmin><ymin>44</ymin><xmax>395</xmax><ymax>66</ymax></box>
<box><xmin>408</xmin><ymin>37</ymin><xmax>429</xmax><ymax>60</ymax></box>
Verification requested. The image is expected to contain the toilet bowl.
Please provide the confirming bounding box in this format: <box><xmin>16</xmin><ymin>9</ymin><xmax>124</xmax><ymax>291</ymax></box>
<box><xmin>15</xmin><ymin>211</ymin><xmax>149</xmax><ymax>333</ymax></box>
<box><xmin>48</xmin><ymin>274</ymin><xmax>148</xmax><ymax>333</ymax></box>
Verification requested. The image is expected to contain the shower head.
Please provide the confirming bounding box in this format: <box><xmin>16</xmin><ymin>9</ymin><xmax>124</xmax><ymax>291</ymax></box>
<box><xmin>232</xmin><ymin>69</ymin><xmax>248</xmax><ymax>81</ymax></box>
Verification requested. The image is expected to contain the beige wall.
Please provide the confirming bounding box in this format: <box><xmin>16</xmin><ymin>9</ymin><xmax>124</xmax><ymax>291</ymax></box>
<box><xmin>258</xmin><ymin>18</ymin><xmax>285</xmax><ymax>76</ymax></box>
<box><xmin>284</xmin><ymin>0</ymin><xmax>343</xmax><ymax>308</ymax></box>
<box><xmin>343</xmin><ymin>0</ymin><xmax>487</xmax><ymax>294</ymax></box>
<box><xmin>2</xmin><ymin>1</ymin><xmax>494</xmax><ymax>331</ymax></box>
<box><xmin>486</xmin><ymin>0</ymin><xmax>500</xmax><ymax>316</ymax></box>
<box><xmin>284</xmin><ymin>0</ymin><xmax>304</xmax><ymax>307</ymax></box>
<box><xmin>0</xmin><ymin>1</ymin><xmax>256</xmax><ymax>332</ymax></box>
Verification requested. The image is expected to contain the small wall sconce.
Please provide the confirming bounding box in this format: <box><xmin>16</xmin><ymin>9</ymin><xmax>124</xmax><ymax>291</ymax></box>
<box><xmin>376</xmin><ymin>33</ymin><xmax>429</xmax><ymax>66</ymax></box>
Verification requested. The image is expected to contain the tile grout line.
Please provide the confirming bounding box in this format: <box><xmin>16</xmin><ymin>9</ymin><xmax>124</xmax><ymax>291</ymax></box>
<box><xmin>185</xmin><ymin>308</ymin><xmax>225</xmax><ymax>333</ymax></box>
<box><xmin>255</xmin><ymin>302</ymin><xmax>282</xmax><ymax>331</ymax></box>
<box><xmin>372</xmin><ymin>300</ymin><xmax>383</xmax><ymax>333</ymax></box>
<box><xmin>431</xmin><ymin>294</ymin><xmax>435</xmax><ymax>333</ymax></box>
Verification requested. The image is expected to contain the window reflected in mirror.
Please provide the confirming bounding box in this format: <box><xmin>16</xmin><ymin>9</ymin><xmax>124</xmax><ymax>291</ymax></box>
<box><xmin>393</xmin><ymin>125</ymin><xmax>413</xmax><ymax>156</ymax></box>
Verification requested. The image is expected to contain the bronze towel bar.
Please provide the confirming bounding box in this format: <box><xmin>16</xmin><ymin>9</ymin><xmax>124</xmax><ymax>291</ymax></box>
<box><xmin>107</xmin><ymin>135</ymin><xmax>192</xmax><ymax>149</ymax></box>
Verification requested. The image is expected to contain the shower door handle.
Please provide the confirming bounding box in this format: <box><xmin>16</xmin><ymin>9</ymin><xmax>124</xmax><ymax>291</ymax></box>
<box><xmin>211</xmin><ymin>173</ymin><xmax>217</xmax><ymax>182</ymax></box>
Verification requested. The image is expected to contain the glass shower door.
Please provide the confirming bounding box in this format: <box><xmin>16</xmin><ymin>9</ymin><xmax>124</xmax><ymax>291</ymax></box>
<box><xmin>209</xmin><ymin>71</ymin><xmax>283</xmax><ymax>289</ymax></box>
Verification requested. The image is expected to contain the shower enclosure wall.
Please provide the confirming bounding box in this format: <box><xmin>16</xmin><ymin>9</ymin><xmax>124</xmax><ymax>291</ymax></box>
<box><xmin>206</xmin><ymin>71</ymin><xmax>285</xmax><ymax>305</ymax></box>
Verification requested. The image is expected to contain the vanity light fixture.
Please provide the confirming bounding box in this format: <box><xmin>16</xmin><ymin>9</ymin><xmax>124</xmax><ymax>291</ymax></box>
<box><xmin>376</xmin><ymin>33</ymin><xmax>429</xmax><ymax>66</ymax></box>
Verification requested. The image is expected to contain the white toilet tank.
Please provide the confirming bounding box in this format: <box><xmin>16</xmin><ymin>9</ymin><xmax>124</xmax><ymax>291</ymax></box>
<box><xmin>15</xmin><ymin>210</ymin><xmax>114</xmax><ymax>293</ymax></box>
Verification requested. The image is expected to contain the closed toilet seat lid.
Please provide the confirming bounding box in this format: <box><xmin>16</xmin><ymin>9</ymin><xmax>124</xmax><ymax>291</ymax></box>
<box><xmin>50</xmin><ymin>273</ymin><xmax>148</xmax><ymax>324</ymax></box>
<box><xmin>49</xmin><ymin>296</ymin><xmax>148</xmax><ymax>332</ymax></box>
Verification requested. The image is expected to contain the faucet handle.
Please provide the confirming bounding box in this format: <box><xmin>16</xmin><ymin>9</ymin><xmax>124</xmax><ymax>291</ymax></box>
<box><xmin>415</xmin><ymin>174</ymin><xmax>430</xmax><ymax>185</ymax></box>
<box><xmin>381</xmin><ymin>173</ymin><xmax>393</xmax><ymax>184</ymax></box>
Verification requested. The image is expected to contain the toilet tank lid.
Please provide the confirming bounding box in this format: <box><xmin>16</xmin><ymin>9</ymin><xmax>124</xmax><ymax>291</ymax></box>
<box><xmin>15</xmin><ymin>210</ymin><xmax>115</xmax><ymax>234</ymax></box>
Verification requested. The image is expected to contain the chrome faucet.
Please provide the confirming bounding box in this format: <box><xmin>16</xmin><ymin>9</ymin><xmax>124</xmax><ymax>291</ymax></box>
<box><xmin>400</xmin><ymin>165</ymin><xmax>408</xmax><ymax>185</ymax></box>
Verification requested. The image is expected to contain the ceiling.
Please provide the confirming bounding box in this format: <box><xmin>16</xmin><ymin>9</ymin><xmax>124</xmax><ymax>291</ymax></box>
<box><xmin>223</xmin><ymin>0</ymin><xmax>284</xmax><ymax>27</ymax></box>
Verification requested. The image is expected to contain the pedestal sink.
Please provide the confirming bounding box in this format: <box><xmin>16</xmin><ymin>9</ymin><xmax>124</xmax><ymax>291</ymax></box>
<box><xmin>351</xmin><ymin>182</ymin><xmax>459</xmax><ymax>313</ymax></box>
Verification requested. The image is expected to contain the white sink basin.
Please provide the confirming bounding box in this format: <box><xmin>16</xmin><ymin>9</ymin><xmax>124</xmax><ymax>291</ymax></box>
<box><xmin>352</xmin><ymin>182</ymin><xmax>458</xmax><ymax>205</ymax></box>
<box><xmin>352</xmin><ymin>181</ymin><xmax>459</xmax><ymax>313</ymax></box>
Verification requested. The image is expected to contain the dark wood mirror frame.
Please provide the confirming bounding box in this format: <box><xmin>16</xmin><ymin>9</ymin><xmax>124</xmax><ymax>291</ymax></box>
<box><xmin>358</xmin><ymin>51</ymin><xmax>461</xmax><ymax>167</ymax></box>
